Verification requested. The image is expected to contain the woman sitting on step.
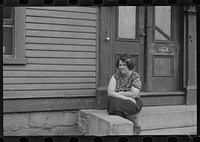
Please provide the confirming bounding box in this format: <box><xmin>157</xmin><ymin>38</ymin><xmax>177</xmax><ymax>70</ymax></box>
<box><xmin>107</xmin><ymin>53</ymin><xmax>143</xmax><ymax>135</ymax></box>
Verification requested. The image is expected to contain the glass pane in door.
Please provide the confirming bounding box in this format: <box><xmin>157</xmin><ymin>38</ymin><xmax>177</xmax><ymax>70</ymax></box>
<box><xmin>155</xmin><ymin>6</ymin><xmax>171</xmax><ymax>41</ymax></box>
<box><xmin>118</xmin><ymin>6</ymin><xmax>136</xmax><ymax>39</ymax></box>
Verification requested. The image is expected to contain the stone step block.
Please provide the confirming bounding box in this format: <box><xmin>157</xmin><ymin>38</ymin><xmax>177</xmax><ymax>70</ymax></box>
<box><xmin>78</xmin><ymin>109</ymin><xmax>133</xmax><ymax>136</ymax></box>
<box><xmin>78</xmin><ymin>105</ymin><xmax>196</xmax><ymax>136</ymax></box>
<box><xmin>138</xmin><ymin>105</ymin><xmax>197</xmax><ymax>130</ymax></box>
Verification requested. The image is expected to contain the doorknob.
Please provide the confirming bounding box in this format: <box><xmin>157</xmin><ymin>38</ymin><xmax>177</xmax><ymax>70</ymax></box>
<box><xmin>105</xmin><ymin>30</ymin><xmax>110</xmax><ymax>41</ymax></box>
<box><xmin>105</xmin><ymin>37</ymin><xmax>110</xmax><ymax>41</ymax></box>
<box><xmin>141</xmin><ymin>32</ymin><xmax>146</xmax><ymax>37</ymax></box>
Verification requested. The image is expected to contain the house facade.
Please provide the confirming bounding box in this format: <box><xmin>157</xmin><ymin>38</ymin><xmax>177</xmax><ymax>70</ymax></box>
<box><xmin>3</xmin><ymin>6</ymin><xmax>196</xmax><ymax>135</ymax></box>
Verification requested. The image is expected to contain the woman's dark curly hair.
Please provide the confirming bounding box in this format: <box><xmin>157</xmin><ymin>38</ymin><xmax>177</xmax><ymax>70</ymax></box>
<box><xmin>116</xmin><ymin>54</ymin><xmax>135</xmax><ymax>70</ymax></box>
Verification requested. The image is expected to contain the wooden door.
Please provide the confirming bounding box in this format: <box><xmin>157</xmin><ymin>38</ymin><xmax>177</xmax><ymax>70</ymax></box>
<box><xmin>98</xmin><ymin>6</ymin><xmax>185</xmax><ymax>107</ymax></box>
<box><xmin>146</xmin><ymin>6</ymin><xmax>184</xmax><ymax>92</ymax></box>
<box><xmin>110</xmin><ymin>6</ymin><xmax>146</xmax><ymax>91</ymax></box>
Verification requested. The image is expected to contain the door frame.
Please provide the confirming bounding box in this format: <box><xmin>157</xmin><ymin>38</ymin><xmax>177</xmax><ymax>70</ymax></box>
<box><xmin>97</xmin><ymin>6</ymin><xmax>186</xmax><ymax>109</ymax></box>
<box><xmin>146</xmin><ymin>6</ymin><xmax>185</xmax><ymax>93</ymax></box>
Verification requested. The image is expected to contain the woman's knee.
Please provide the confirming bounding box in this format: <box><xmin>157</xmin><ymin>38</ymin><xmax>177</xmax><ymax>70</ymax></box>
<box><xmin>125</xmin><ymin>113</ymin><xmax>137</xmax><ymax>119</ymax></box>
<box><xmin>114</xmin><ymin>111</ymin><xmax>125</xmax><ymax>118</ymax></box>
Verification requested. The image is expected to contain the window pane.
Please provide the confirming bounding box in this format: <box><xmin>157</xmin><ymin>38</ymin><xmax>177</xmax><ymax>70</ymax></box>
<box><xmin>3</xmin><ymin>27</ymin><xmax>13</xmax><ymax>55</ymax></box>
<box><xmin>118</xmin><ymin>6</ymin><xmax>136</xmax><ymax>39</ymax></box>
<box><xmin>3</xmin><ymin>7</ymin><xmax>12</xmax><ymax>19</ymax></box>
<box><xmin>155</xmin><ymin>30</ymin><xmax>168</xmax><ymax>40</ymax></box>
<box><xmin>155</xmin><ymin>6</ymin><xmax>171</xmax><ymax>40</ymax></box>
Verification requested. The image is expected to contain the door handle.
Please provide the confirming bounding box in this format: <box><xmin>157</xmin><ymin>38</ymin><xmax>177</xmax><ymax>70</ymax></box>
<box><xmin>105</xmin><ymin>30</ymin><xmax>110</xmax><ymax>42</ymax></box>
<box><xmin>141</xmin><ymin>32</ymin><xmax>146</xmax><ymax>37</ymax></box>
<box><xmin>105</xmin><ymin>37</ymin><xmax>110</xmax><ymax>41</ymax></box>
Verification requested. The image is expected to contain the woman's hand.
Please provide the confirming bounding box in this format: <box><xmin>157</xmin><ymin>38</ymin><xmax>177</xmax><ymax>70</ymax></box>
<box><xmin>129</xmin><ymin>98</ymin><xmax>136</xmax><ymax>104</ymax></box>
<box><xmin>118</xmin><ymin>86</ymin><xmax>140</xmax><ymax>98</ymax></box>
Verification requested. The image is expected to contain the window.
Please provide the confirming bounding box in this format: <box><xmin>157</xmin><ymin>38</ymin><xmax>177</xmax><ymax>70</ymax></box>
<box><xmin>3</xmin><ymin>7</ymin><xmax>26</xmax><ymax>64</ymax></box>
<box><xmin>117</xmin><ymin>6</ymin><xmax>137</xmax><ymax>40</ymax></box>
<box><xmin>3</xmin><ymin>7</ymin><xmax>14</xmax><ymax>56</ymax></box>
<box><xmin>154</xmin><ymin>6</ymin><xmax>174</xmax><ymax>42</ymax></box>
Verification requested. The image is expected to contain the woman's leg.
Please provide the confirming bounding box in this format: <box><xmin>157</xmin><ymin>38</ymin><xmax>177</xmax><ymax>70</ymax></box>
<box><xmin>125</xmin><ymin>114</ymin><xmax>141</xmax><ymax>135</ymax></box>
<box><xmin>114</xmin><ymin>111</ymin><xmax>125</xmax><ymax>118</ymax></box>
<box><xmin>125</xmin><ymin>114</ymin><xmax>139</xmax><ymax>127</ymax></box>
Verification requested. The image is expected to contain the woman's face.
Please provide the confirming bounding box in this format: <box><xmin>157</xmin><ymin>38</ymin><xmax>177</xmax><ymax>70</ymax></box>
<box><xmin>118</xmin><ymin>60</ymin><xmax>129</xmax><ymax>74</ymax></box>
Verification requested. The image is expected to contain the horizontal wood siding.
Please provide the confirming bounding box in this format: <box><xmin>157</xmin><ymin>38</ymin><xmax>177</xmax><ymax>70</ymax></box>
<box><xmin>4</xmin><ymin>97</ymin><xmax>96</xmax><ymax>113</ymax></box>
<box><xmin>3</xmin><ymin>6</ymin><xmax>98</xmax><ymax>110</ymax></box>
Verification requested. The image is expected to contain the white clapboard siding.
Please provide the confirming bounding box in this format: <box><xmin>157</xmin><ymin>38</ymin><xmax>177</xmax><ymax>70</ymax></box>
<box><xmin>26</xmin><ymin>58</ymin><xmax>96</xmax><ymax>65</ymax></box>
<box><xmin>26</xmin><ymin>8</ymin><xmax>97</xmax><ymax>20</ymax></box>
<box><xmin>26</xmin><ymin>17</ymin><xmax>96</xmax><ymax>26</ymax></box>
<box><xmin>3</xmin><ymin>71</ymin><xmax>96</xmax><ymax>77</ymax></box>
<box><xmin>3</xmin><ymin>65</ymin><xmax>96</xmax><ymax>71</ymax></box>
<box><xmin>3</xmin><ymin>89</ymin><xmax>96</xmax><ymax>99</ymax></box>
<box><xmin>3</xmin><ymin>78</ymin><xmax>96</xmax><ymax>84</ymax></box>
<box><xmin>26</xmin><ymin>37</ymin><xmax>96</xmax><ymax>45</ymax></box>
<box><xmin>3</xmin><ymin>7</ymin><xmax>98</xmax><ymax>100</ymax></box>
<box><xmin>26</xmin><ymin>30</ymin><xmax>96</xmax><ymax>39</ymax></box>
<box><xmin>26</xmin><ymin>44</ymin><xmax>96</xmax><ymax>52</ymax></box>
<box><xmin>4</xmin><ymin>83</ymin><xmax>96</xmax><ymax>91</ymax></box>
<box><xmin>25</xmin><ymin>51</ymin><xmax>96</xmax><ymax>58</ymax></box>
<box><xmin>27</xmin><ymin>7</ymin><xmax>97</xmax><ymax>13</ymax></box>
<box><xmin>26</xmin><ymin>23</ymin><xmax>96</xmax><ymax>32</ymax></box>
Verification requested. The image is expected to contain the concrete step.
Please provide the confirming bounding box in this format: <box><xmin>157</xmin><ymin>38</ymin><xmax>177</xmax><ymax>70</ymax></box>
<box><xmin>138</xmin><ymin>105</ymin><xmax>196</xmax><ymax>131</ymax></box>
<box><xmin>141</xmin><ymin>126</ymin><xmax>197</xmax><ymax>135</ymax></box>
<box><xmin>78</xmin><ymin>109</ymin><xmax>134</xmax><ymax>135</ymax></box>
<box><xmin>78</xmin><ymin>105</ymin><xmax>196</xmax><ymax>136</ymax></box>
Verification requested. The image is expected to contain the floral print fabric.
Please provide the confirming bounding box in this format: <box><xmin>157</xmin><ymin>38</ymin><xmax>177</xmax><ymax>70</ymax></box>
<box><xmin>114</xmin><ymin>71</ymin><xmax>141</xmax><ymax>92</ymax></box>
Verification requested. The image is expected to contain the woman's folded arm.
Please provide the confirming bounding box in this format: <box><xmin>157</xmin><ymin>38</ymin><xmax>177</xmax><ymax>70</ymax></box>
<box><xmin>118</xmin><ymin>86</ymin><xmax>140</xmax><ymax>98</ymax></box>
<box><xmin>107</xmin><ymin>76</ymin><xmax>132</xmax><ymax>100</ymax></box>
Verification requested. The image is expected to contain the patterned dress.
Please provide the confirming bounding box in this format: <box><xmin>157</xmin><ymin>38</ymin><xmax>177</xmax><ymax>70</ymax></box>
<box><xmin>107</xmin><ymin>71</ymin><xmax>143</xmax><ymax>116</ymax></box>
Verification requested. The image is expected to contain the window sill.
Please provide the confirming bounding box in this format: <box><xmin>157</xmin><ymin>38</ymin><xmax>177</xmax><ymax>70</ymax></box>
<box><xmin>3</xmin><ymin>58</ymin><xmax>27</xmax><ymax>65</ymax></box>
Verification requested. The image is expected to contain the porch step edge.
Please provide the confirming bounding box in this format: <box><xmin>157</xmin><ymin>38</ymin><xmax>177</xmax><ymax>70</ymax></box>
<box><xmin>78</xmin><ymin>105</ymin><xmax>196</xmax><ymax>136</ymax></box>
<box><xmin>141</xmin><ymin>126</ymin><xmax>197</xmax><ymax>135</ymax></box>
<box><xmin>138</xmin><ymin>105</ymin><xmax>197</xmax><ymax>130</ymax></box>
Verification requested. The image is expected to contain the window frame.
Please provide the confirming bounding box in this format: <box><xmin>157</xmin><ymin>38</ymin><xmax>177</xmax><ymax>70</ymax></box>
<box><xmin>3</xmin><ymin>7</ymin><xmax>26</xmax><ymax>64</ymax></box>
<box><xmin>153</xmin><ymin>6</ymin><xmax>175</xmax><ymax>43</ymax></box>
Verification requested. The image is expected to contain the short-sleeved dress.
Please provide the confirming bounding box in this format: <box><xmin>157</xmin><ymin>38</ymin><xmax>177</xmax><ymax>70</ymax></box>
<box><xmin>107</xmin><ymin>71</ymin><xmax>143</xmax><ymax>116</ymax></box>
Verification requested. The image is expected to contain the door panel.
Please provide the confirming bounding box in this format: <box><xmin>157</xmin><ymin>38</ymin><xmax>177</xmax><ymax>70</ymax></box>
<box><xmin>111</xmin><ymin>6</ymin><xmax>145</xmax><ymax>91</ymax></box>
<box><xmin>146</xmin><ymin>6</ymin><xmax>184</xmax><ymax>92</ymax></box>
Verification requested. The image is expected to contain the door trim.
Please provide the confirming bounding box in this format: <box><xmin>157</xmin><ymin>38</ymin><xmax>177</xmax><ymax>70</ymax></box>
<box><xmin>97</xmin><ymin>6</ymin><xmax>186</xmax><ymax>109</ymax></box>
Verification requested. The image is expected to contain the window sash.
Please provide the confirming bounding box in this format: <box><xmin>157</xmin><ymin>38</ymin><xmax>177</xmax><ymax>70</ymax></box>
<box><xmin>3</xmin><ymin>7</ymin><xmax>26</xmax><ymax>64</ymax></box>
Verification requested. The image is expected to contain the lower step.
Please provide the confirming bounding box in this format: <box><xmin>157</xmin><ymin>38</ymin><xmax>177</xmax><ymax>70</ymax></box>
<box><xmin>78</xmin><ymin>105</ymin><xmax>196</xmax><ymax>136</ymax></box>
<box><xmin>141</xmin><ymin>126</ymin><xmax>197</xmax><ymax>135</ymax></box>
<box><xmin>137</xmin><ymin>105</ymin><xmax>196</xmax><ymax>130</ymax></box>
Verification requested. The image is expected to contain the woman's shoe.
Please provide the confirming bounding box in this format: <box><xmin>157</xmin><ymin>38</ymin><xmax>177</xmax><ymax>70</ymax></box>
<box><xmin>134</xmin><ymin>126</ymin><xmax>141</xmax><ymax>135</ymax></box>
